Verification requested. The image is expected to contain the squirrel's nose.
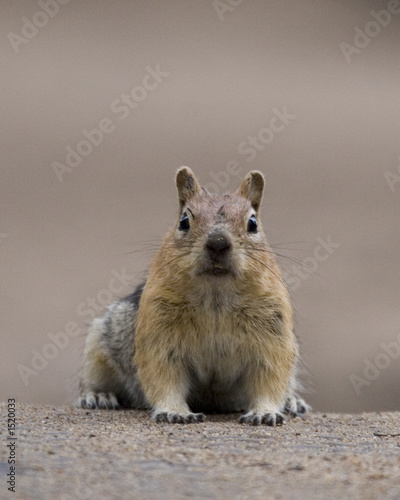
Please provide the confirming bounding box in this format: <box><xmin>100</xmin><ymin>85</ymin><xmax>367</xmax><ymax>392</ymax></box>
<box><xmin>205</xmin><ymin>232</ymin><xmax>232</xmax><ymax>255</ymax></box>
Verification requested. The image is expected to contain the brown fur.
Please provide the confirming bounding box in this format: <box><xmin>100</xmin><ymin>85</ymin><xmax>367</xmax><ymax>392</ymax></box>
<box><xmin>78</xmin><ymin>168</ymin><xmax>308</xmax><ymax>425</ymax></box>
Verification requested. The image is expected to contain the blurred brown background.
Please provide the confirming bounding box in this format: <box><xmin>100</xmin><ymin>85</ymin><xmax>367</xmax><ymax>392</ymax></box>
<box><xmin>1</xmin><ymin>0</ymin><xmax>399</xmax><ymax>412</ymax></box>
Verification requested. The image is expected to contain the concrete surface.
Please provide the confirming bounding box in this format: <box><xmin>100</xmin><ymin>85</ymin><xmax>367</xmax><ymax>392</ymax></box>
<box><xmin>1</xmin><ymin>404</ymin><xmax>400</xmax><ymax>500</ymax></box>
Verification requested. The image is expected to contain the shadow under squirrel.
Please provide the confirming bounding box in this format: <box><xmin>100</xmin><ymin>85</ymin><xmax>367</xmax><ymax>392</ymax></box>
<box><xmin>78</xmin><ymin>167</ymin><xmax>309</xmax><ymax>425</ymax></box>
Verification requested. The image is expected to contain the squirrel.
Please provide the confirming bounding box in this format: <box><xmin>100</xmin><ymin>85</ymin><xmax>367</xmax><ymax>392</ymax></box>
<box><xmin>78</xmin><ymin>167</ymin><xmax>309</xmax><ymax>425</ymax></box>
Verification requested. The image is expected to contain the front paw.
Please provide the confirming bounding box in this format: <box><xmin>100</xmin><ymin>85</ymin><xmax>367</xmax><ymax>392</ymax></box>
<box><xmin>283</xmin><ymin>397</ymin><xmax>310</xmax><ymax>419</ymax></box>
<box><xmin>151</xmin><ymin>410</ymin><xmax>205</xmax><ymax>424</ymax></box>
<box><xmin>239</xmin><ymin>411</ymin><xmax>285</xmax><ymax>426</ymax></box>
<box><xmin>77</xmin><ymin>391</ymin><xmax>120</xmax><ymax>410</ymax></box>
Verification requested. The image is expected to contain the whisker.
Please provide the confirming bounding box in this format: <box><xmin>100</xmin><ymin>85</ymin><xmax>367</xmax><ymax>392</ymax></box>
<box><xmin>268</xmin><ymin>252</ymin><xmax>306</xmax><ymax>267</ymax></box>
<box><xmin>120</xmin><ymin>237</ymin><xmax>326</xmax><ymax>282</ymax></box>
<box><xmin>269</xmin><ymin>241</ymin><xmax>309</xmax><ymax>247</ymax></box>
<box><xmin>150</xmin><ymin>250</ymin><xmax>192</xmax><ymax>279</ymax></box>
<box><xmin>241</xmin><ymin>244</ymin><xmax>326</xmax><ymax>280</ymax></box>
<box><xmin>243</xmin><ymin>251</ymin><xmax>285</xmax><ymax>287</ymax></box>
<box><xmin>271</xmin><ymin>251</ymin><xmax>327</xmax><ymax>280</ymax></box>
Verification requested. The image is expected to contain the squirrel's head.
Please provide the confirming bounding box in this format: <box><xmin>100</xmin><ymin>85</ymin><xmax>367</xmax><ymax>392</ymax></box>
<box><xmin>173</xmin><ymin>167</ymin><xmax>268</xmax><ymax>280</ymax></box>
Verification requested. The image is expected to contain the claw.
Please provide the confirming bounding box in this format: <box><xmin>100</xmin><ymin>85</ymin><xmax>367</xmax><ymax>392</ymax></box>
<box><xmin>239</xmin><ymin>411</ymin><xmax>285</xmax><ymax>426</ymax></box>
<box><xmin>283</xmin><ymin>397</ymin><xmax>310</xmax><ymax>419</ymax></box>
<box><xmin>152</xmin><ymin>411</ymin><xmax>205</xmax><ymax>424</ymax></box>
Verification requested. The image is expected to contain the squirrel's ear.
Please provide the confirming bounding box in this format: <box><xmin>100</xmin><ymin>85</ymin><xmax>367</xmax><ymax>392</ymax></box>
<box><xmin>237</xmin><ymin>171</ymin><xmax>265</xmax><ymax>212</ymax></box>
<box><xmin>176</xmin><ymin>167</ymin><xmax>202</xmax><ymax>208</ymax></box>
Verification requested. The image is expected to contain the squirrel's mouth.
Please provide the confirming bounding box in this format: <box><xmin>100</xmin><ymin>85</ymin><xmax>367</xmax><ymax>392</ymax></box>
<box><xmin>196</xmin><ymin>262</ymin><xmax>235</xmax><ymax>278</ymax></box>
<box><xmin>203</xmin><ymin>267</ymin><xmax>232</xmax><ymax>277</ymax></box>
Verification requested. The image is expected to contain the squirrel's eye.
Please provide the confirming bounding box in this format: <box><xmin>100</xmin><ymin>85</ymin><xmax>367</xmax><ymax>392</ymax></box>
<box><xmin>247</xmin><ymin>215</ymin><xmax>258</xmax><ymax>233</ymax></box>
<box><xmin>178</xmin><ymin>213</ymin><xmax>190</xmax><ymax>231</ymax></box>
